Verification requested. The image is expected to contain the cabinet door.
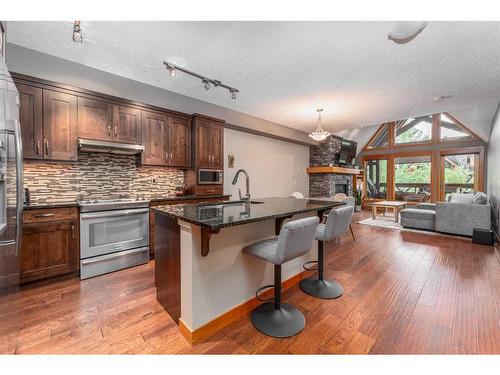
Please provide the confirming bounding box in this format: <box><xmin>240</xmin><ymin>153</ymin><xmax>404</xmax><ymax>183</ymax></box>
<box><xmin>168</xmin><ymin>116</ymin><xmax>191</xmax><ymax>168</ymax></box>
<box><xmin>141</xmin><ymin>110</ymin><xmax>168</xmax><ymax>165</ymax></box>
<box><xmin>17</xmin><ymin>84</ymin><xmax>43</xmax><ymax>159</ymax></box>
<box><xmin>113</xmin><ymin>105</ymin><xmax>141</xmax><ymax>144</ymax></box>
<box><xmin>43</xmin><ymin>90</ymin><xmax>78</xmax><ymax>161</ymax></box>
<box><xmin>77</xmin><ymin>97</ymin><xmax>112</xmax><ymax>141</ymax></box>
<box><xmin>195</xmin><ymin>121</ymin><xmax>212</xmax><ymax>168</ymax></box>
<box><xmin>20</xmin><ymin>220</ymin><xmax>79</xmax><ymax>283</ymax></box>
<box><xmin>210</xmin><ymin>123</ymin><xmax>224</xmax><ymax>169</ymax></box>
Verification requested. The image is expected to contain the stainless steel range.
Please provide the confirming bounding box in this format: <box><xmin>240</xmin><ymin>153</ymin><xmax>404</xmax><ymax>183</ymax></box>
<box><xmin>78</xmin><ymin>198</ymin><xmax>150</xmax><ymax>280</ymax></box>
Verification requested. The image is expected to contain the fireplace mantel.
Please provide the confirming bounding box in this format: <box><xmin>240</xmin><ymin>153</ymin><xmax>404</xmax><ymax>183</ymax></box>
<box><xmin>306</xmin><ymin>166</ymin><xmax>362</xmax><ymax>175</ymax></box>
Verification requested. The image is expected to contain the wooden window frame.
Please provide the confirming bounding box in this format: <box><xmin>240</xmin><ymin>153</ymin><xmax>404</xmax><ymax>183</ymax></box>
<box><xmin>364</xmin><ymin>123</ymin><xmax>392</xmax><ymax>151</ymax></box>
<box><xmin>437</xmin><ymin>146</ymin><xmax>485</xmax><ymax>201</ymax></box>
<box><xmin>438</xmin><ymin>112</ymin><xmax>480</xmax><ymax>144</ymax></box>
<box><xmin>392</xmin><ymin>116</ymin><xmax>435</xmax><ymax>148</ymax></box>
<box><xmin>362</xmin><ymin>154</ymin><xmax>393</xmax><ymax>208</ymax></box>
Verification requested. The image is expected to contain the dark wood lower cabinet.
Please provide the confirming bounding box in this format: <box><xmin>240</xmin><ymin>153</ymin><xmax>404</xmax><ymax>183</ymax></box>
<box><xmin>20</xmin><ymin>215</ymin><xmax>79</xmax><ymax>284</ymax></box>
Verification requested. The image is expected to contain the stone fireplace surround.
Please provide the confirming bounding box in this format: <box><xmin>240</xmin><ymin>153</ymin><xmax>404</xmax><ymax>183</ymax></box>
<box><xmin>308</xmin><ymin>135</ymin><xmax>355</xmax><ymax>198</ymax></box>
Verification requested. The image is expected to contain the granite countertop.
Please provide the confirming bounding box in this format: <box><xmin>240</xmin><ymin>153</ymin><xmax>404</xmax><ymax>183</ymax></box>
<box><xmin>152</xmin><ymin>197</ymin><xmax>345</xmax><ymax>230</ymax></box>
<box><xmin>23</xmin><ymin>194</ymin><xmax>231</xmax><ymax>210</ymax></box>
<box><xmin>148</xmin><ymin>194</ymin><xmax>231</xmax><ymax>203</ymax></box>
<box><xmin>23</xmin><ymin>201</ymin><xmax>79</xmax><ymax>210</ymax></box>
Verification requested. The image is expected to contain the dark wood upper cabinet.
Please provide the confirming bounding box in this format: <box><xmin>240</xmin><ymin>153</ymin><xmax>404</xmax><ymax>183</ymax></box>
<box><xmin>193</xmin><ymin>115</ymin><xmax>224</xmax><ymax>169</ymax></box>
<box><xmin>210</xmin><ymin>123</ymin><xmax>224</xmax><ymax>169</ymax></box>
<box><xmin>113</xmin><ymin>105</ymin><xmax>141</xmax><ymax>144</ymax></box>
<box><xmin>168</xmin><ymin>116</ymin><xmax>191</xmax><ymax>168</ymax></box>
<box><xmin>17</xmin><ymin>83</ymin><xmax>43</xmax><ymax>159</ymax></box>
<box><xmin>195</xmin><ymin>120</ymin><xmax>212</xmax><ymax>168</ymax></box>
<box><xmin>141</xmin><ymin>110</ymin><xmax>168</xmax><ymax>166</ymax></box>
<box><xmin>77</xmin><ymin>97</ymin><xmax>112</xmax><ymax>141</ymax></box>
<box><xmin>42</xmin><ymin>90</ymin><xmax>78</xmax><ymax>162</ymax></box>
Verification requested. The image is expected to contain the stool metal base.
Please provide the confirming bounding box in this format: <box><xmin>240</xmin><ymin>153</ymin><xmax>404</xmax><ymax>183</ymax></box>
<box><xmin>299</xmin><ymin>276</ymin><xmax>344</xmax><ymax>299</ymax></box>
<box><xmin>250</xmin><ymin>302</ymin><xmax>305</xmax><ymax>338</ymax></box>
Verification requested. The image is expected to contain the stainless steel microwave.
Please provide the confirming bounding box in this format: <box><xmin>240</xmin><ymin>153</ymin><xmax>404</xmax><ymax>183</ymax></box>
<box><xmin>198</xmin><ymin>169</ymin><xmax>223</xmax><ymax>185</ymax></box>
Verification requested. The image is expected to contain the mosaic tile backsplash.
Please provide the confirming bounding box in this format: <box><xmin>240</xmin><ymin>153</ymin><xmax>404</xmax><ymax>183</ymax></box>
<box><xmin>24</xmin><ymin>153</ymin><xmax>184</xmax><ymax>204</ymax></box>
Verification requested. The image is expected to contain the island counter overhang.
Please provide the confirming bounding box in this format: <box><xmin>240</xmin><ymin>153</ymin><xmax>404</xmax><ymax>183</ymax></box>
<box><xmin>152</xmin><ymin>197</ymin><xmax>345</xmax><ymax>343</ymax></box>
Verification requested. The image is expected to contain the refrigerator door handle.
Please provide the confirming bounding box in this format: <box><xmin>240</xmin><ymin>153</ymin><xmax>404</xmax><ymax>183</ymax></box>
<box><xmin>14</xmin><ymin>119</ymin><xmax>24</xmax><ymax>256</ymax></box>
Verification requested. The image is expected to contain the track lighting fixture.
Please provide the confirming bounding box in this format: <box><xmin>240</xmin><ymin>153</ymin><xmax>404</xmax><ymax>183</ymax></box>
<box><xmin>163</xmin><ymin>61</ymin><xmax>239</xmax><ymax>100</ymax></box>
<box><xmin>230</xmin><ymin>89</ymin><xmax>237</xmax><ymax>100</ymax></box>
<box><xmin>72</xmin><ymin>21</ymin><xmax>82</xmax><ymax>43</ymax></box>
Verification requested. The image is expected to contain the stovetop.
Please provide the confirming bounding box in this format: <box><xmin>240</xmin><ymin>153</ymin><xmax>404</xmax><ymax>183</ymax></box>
<box><xmin>78</xmin><ymin>198</ymin><xmax>150</xmax><ymax>212</ymax></box>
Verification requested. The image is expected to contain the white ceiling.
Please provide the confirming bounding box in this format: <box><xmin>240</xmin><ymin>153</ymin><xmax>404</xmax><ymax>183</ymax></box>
<box><xmin>7</xmin><ymin>21</ymin><xmax>500</xmax><ymax>134</ymax></box>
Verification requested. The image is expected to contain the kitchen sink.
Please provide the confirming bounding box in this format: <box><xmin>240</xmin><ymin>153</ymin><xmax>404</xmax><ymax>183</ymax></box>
<box><xmin>201</xmin><ymin>200</ymin><xmax>264</xmax><ymax>208</ymax></box>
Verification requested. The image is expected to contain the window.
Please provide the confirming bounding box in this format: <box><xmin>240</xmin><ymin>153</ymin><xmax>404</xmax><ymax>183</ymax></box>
<box><xmin>367</xmin><ymin>124</ymin><xmax>389</xmax><ymax>149</ymax></box>
<box><xmin>365</xmin><ymin>158</ymin><xmax>387</xmax><ymax>199</ymax></box>
<box><xmin>440</xmin><ymin>114</ymin><xmax>475</xmax><ymax>141</ymax></box>
<box><xmin>395</xmin><ymin>116</ymin><xmax>433</xmax><ymax>144</ymax></box>
<box><xmin>441</xmin><ymin>153</ymin><xmax>478</xmax><ymax>201</ymax></box>
<box><xmin>394</xmin><ymin>155</ymin><xmax>431</xmax><ymax>203</ymax></box>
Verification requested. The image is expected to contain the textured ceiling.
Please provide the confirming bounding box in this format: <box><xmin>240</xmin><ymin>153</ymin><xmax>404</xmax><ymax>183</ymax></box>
<box><xmin>7</xmin><ymin>21</ymin><xmax>500</xmax><ymax>134</ymax></box>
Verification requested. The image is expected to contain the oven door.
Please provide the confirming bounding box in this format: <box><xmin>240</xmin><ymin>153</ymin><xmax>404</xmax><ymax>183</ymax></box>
<box><xmin>80</xmin><ymin>208</ymin><xmax>149</xmax><ymax>259</ymax></box>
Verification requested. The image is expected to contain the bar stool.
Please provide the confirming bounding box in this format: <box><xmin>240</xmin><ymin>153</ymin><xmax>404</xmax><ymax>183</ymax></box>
<box><xmin>243</xmin><ymin>216</ymin><xmax>320</xmax><ymax>338</ymax></box>
<box><xmin>300</xmin><ymin>206</ymin><xmax>353</xmax><ymax>299</ymax></box>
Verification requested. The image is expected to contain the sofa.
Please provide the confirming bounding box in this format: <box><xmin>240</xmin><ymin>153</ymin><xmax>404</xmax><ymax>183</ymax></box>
<box><xmin>400</xmin><ymin>192</ymin><xmax>491</xmax><ymax>236</ymax></box>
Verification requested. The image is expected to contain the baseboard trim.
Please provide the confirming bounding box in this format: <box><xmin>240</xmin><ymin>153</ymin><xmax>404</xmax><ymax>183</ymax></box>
<box><xmin>178</xmin><ymin>269</ymin><xmax>309</xmax><ymax>345</ymax></box>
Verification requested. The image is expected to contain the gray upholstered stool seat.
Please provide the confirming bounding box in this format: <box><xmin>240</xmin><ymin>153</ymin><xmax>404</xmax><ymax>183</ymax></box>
<box><xmin>243</xmin><ymin>216</ymin><xmax>320</xmax><ymax>338</ymax></box>
<box><xmin>400</xmin><ymin>208</ymin><xmax>435</xmax><ymax>231</ymax></box>
<box><xmin>300</xmin><ymin>205</ymin><xmax>354</xmax><ymax>299</ymax></box>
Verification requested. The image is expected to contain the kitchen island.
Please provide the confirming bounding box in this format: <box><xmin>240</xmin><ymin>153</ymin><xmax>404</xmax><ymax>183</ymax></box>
<box><xmin>152</xmin><ymin>197</ymin><xmax>344</xmax><ymax>343</ymax></box>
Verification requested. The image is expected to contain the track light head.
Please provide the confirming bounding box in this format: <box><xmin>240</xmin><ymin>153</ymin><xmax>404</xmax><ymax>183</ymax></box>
<box><xmin>72</xmin><ymin>21</ymin><xmax>82</xmax><ymax>43</ymax></box>
<box><xmin>230</xmin><ymin>89</ymin><xmax>237</xmax><ymax>100</ymax></box>
<box><xmin>203</xmin><ymin>79</ymin><xmax>211</xmax><ymax>90</ymax></box>
<box><xmin>165</xmin><ymin>63</ymin><xmax>176</xmax><ymax>78</ymax></box>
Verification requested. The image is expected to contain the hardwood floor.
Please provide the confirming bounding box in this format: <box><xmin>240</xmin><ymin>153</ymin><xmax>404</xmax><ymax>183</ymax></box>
<box><xmin>1</xmin><ymin>211</ymin><xmax>499</xmax><ymax>354</ymax></box>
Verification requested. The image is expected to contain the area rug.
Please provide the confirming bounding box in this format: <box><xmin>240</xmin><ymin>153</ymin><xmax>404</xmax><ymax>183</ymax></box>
<box><xmin>357</xmin><ymin>216</ymin><xmax>467</xmax><ymax>239</ymax></box>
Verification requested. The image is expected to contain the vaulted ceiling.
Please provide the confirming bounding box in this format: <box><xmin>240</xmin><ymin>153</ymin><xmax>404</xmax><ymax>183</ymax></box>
<box><xmin>7</xmin><ymin>21</ymin><xmax>500</xmax><ymax>135</ymax></box>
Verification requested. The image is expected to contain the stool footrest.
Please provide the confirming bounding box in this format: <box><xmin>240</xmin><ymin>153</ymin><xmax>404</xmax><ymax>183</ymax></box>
<box><xmin>303</xmin><ymin>260</ymin><xmax>319</xmax><ymax>272</ymax></box>
<box><xmin>255</xmin><ymin>284</ymin><xmax>284</xmax><ymax>302</ymax></box>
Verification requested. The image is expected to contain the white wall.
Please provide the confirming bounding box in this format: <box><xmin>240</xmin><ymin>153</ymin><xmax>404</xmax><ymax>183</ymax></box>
<box><xmin>487</xmin><ymin>103</ymin><xmax>500</xmax><ymax>235</ymax></box>
<box><xmin>224</xmin><ymin>129</ymin><xmax>309</xmax><ymax>199</ymax></box>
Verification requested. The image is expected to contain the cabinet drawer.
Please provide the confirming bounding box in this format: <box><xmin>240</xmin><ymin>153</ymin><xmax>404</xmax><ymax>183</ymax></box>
<box><xmin>23</xmin><ymin>207</ymin><xmax>78</xmax><ymax>223</ymax></box>
<box><xmin>194</xmin><ymin>185</ymin><xmax>223</xmax><ymax>196</ymax></box>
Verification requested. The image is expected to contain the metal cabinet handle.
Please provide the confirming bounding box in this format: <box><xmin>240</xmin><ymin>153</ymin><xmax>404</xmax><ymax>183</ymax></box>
<box><xmin>71</xmin><ymin>224</ymin><xmax>75</xmax><ymax>239</ymax></box>
<box><xmin>36</xmin><ymin>140</ymin><xmax>40</xmax><ymax>155</ymax></box>
<box><xmin>107</xmin><ymin>125</ymin><xmax>111</xmax><ymax>138</ymax></box>
<box><xmin>33</xmin><ymin>213</ymin><xmax>56</xmax><ymax>218</ymax></box>
<box><xmin>114</xmin><ymin>126</ymin><xmax>118</xmax><ymax>136</ymax></box>
<box><xmin>45</xmin><ymin>139</ymin><xmax>49</xmax><ymax>155</ymax></box>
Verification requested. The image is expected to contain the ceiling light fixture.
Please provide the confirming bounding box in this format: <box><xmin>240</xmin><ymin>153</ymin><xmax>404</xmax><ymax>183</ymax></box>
<box><xmin>388</xmin><ymin>21</ymin><xmax>427</xmax><ymax>44</ymax></box>
<box><xmin>163</xmin><ymin>61</ymin><xmax>240</xmax><ymax>100</ymax></box>
<box><xmin>165</xmin><ymin>63</ymin><xmax>177</xmax><ymax>78</ymax></box>
<box><xmin>72</xmin><ymin>21</ymin><xmax>83</xmax><ymax>43</ymax></box>
<box><xmin>308</xmin><ymin>109</ymin><xmax>331</xmax><ymax>142</ymax></box>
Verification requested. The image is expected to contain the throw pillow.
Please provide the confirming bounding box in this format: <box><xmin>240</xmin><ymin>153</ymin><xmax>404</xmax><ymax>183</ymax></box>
<box><xmin>449</xmin><ymin>193</ymin><xmax>474</xmax><ymax>204</ymax></box>
<box><xmin>472</xmin><ymin>192</ymin><xmax>488</xmax><ymax>205</ymax></box>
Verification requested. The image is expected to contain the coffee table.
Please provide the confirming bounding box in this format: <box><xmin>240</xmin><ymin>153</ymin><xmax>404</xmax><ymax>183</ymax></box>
<box><xmin>371</xmin><ymin>201</ymin><xmax>407</xmax><ymax>223</ymax></box>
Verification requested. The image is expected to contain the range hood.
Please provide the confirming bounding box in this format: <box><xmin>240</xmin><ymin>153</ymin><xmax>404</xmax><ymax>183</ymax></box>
<box><xmin>78</xmin><ymin>139</ymin><xmax>144</xmax><ymax>155</ymax></box>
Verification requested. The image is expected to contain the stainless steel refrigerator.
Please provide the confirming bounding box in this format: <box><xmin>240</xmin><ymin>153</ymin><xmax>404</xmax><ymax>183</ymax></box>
<box><xmin>0</xmin><ymin>21</ymin><xmax>23</xmax><ymax>296</ymax></box>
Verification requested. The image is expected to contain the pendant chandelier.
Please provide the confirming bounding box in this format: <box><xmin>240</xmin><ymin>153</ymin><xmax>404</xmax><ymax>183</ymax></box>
<box><xmin>308</xmin><ymin>108</ymin><xmax>331</xmax><ymax>142</ymax></box>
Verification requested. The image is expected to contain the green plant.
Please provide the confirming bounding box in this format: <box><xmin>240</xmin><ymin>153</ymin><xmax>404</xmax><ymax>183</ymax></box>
<box><xmin>353</xmin><ymin>189</ymin><xmax>363</xmax><ymax>206</ymax></box>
